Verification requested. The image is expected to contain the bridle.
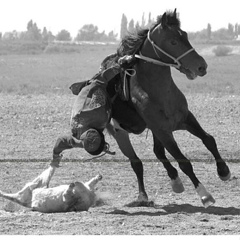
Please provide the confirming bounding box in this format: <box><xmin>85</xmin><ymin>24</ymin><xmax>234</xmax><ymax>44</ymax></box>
<box><xmin>135</xmin><ymin>25</ymin><xmax>195</xmax><ymax>69</ymax></box>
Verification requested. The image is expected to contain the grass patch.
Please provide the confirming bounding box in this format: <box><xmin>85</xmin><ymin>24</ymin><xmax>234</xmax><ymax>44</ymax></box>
<box><xmin>0</xmin><ymin>44</ymin><xmax>117</xmax><ymax>94</ymax></box>
<box><xmin>0</xmin><ymin>44</ymin><xmax>240</xmax><ymax>96</ymax></box>
<box><xmin>0</xmin><ymin>40</ymin><xmax>47</xmax><ymax>55</ymax></box>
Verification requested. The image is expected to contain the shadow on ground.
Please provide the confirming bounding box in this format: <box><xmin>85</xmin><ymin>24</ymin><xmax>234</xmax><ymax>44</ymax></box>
<box><xmin>107</xmin><ymin>203</ymin><xmax>240</xmax><ymax>216</ymax></box>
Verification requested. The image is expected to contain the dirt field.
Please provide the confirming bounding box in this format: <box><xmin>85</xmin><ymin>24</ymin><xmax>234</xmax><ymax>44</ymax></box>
<box><xmin>1</xmin><ymin>47</ymin><xmax>240</xmax><ymax>235</ymax></box>
<box><xmin>0</xmin><ymin>93</ymin><xmax>240</xmax><ymax>235</ymax></box>
<box><xmin>0</xmin><ymin>161</ymin><xmax>240</xmax><ymax>235</ymax></box>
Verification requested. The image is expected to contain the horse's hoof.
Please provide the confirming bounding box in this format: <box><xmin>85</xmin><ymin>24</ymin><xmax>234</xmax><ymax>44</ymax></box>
<box><xmin>201</xmin><ymin>194</ymin><xmax>216</xmax><ymax>208</ymax></box>
<box><xmin>196</xmin><ymin>183</ymin><xmax>215</xmax><ymax>208</ymax></box>
<box><xmin>219</xmin><ymin>172</ymin><xmax>231</xmax><ymax>181</ymax></box>
<box><xmin>218</xmin><ymin>166</ymin><xmax>231</xmax><ymax>181</ymax></box>
<box><xmin>137</xmin><ymin>192</ymin><xmax>148</xmax><ymax>202</ymax></box>
<box><xmin>171</xmin><ymin>177</ymin><xmax>185</xmax><ymax>193</ymax></box>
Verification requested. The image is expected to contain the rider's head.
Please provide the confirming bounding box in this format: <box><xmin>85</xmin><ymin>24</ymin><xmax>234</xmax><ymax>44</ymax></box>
<box><xmin>80</xmin><ymin>128</ymin><xmax>106</xmax><ymax>155</ymax></box>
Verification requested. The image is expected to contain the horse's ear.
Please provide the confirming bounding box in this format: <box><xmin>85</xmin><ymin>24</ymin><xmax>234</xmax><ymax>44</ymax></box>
<box><xmin>161</xmin><ymin>12</ymin><xmax>168</xmax><ymax>28</ymax></box>
<box><xmin>173</xmin><ymin>8</ymin><xmax>177</xmax><ymax>17</ymax></box>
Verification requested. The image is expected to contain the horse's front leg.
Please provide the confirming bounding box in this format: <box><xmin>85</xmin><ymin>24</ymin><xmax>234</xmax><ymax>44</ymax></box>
<box><xmin>152</xmin><ymin>133</ymin><xmax>184</xmax><ymax>193</ymax></box>
<box><xmin>153</xmin><ymin>129</ymin><xmax>215</xmax><ymax>208</ymax></box>
<box><xmin>184</xmin><ymin>111</ymin><xmax>231</xmax><ymax>181</ymax></box>
<box><xmin>106</xmin><ymin>122</ymin><xmax>148</xmax><ymax>203</ymax></box>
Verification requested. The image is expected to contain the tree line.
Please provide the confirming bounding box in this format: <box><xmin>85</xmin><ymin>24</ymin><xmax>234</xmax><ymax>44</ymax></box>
<box><xmin>0</xmin><ymin>20</ymin><xmax>118</xmax><ymax>42</ymax></box>
<box><xmin>189</xmin><ymin>23</ymin><xmax>240</xmax><ymax>41</ymax></box>
<box><xmin>120</xmin><ymin>12</ymin><xmax>154</xmax><ymax>39</ymax></box>
<box><xmin>1</xmin><ymin>14</ymin><xmax>240</xmax><ymax>43</ymax></box>
<box><xmin>120</xmin><ymin>13</ymin><xmax>240</xmax><ymax>42</ymax></box>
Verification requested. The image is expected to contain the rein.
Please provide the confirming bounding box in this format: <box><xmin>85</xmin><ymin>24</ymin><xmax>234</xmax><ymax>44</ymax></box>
<box><xmin>123</xmin><ymin>69</ymin><xmax>136</xmax><ymax>101</ymax></box>
<box><xmin>135</xmin><ymin>27</ymin><xmax>195</xmax><ymax>69</ymax></box>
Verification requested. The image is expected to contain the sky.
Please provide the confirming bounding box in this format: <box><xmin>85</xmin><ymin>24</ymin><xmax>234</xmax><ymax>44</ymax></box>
<box><xmin>0</xmin><ymin>0</ymin><xmax>240</xmax><ymax>38</ymax></box>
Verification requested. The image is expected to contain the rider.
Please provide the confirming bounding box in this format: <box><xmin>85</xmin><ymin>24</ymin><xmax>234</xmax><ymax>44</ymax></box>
<box><xmin>50</xmin><ymin>54</ymin><xmax>136</xmax><ymax>167</ymax></box>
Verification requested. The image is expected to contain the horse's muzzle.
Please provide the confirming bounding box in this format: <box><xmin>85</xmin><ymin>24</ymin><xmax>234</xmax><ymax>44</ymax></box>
<box><xmin>179</xmin><ymin>58</ymin><xmax>207</xmax><ymax>80</ymax></box>
<box><xmin>197</xmin><ymin>61</ymin><xmax>208</xmax><ymax>77</ymax></box>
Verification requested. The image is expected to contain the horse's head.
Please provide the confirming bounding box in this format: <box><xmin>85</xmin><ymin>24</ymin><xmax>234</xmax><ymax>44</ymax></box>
<box><xmin>147</xmin><ymin>9</ymin><xmax>207</xmax><ymax>80</ymax></box>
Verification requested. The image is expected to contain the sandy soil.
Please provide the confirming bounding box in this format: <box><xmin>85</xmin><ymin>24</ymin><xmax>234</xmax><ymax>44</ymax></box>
<box><xmin>0</xmin><ymin>93</ymin><xmax>240</xmax><ymax>235</ymax></box>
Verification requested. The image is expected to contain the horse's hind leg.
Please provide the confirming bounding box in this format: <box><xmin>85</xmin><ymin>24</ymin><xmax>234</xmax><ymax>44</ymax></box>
<box><xmin>106</xmin><ymin>124</ymin><xmax>148</xmax><ymax>202</ymax></box>
<box><xmin>153</xmin><ymin>134</ymin><xmax>184</xmax><ymax>193</ymax></box>
<box><xmin>184</xmin><ymin>111</ymin><xmax>231</xmax><ymax>181</ymax></box>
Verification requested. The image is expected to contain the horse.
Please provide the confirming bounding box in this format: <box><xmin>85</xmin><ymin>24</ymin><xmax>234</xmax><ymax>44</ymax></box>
<box><xmin>105</xmin><ymin>9</ymin><xmax>231</xmax><ymax>208</ymax></box>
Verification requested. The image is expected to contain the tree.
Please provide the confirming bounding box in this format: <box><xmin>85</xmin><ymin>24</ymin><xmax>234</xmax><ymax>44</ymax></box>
<box><xmin>228</xmin><ymin>23</ymin><xmax>234</xmax><ymax>39</ymax></box>
<box><xmin>27</xmin><ymin>20</ymin><xmax>33</xmax><ymax>31</ymax></box>
<box><xmin>120</xmin><ymin>14</ymin><xmax>128</xmax><ymax>39</ymax></box>
<box><xmin>148</xmin><ymin>12</ymin><xmax>152</xmax><ymax>26</ymax></box>
<box><xmin>107</xmin><ymin>31</ymin><xmax>118</xmax><ymax>41</ymax></box>
<box><xmin>25</xmin><ymin>20</ymin><xmax>42</xmax><ymax>41</ymax></box>
<box><xmin>42</xmin><ymin>27</ymin><xmax>55</xmax><ymax>42</ymax></box>
<box><xmin>75</xmin><ymin>24</ymin><xmax>117</xmax><ymax>42</ymax></box>
<box><xmin>141</xmin><ymin>13</ymin><xmax>146</xmax><ymax>28</ymax></box>
<box><xmin>46</xmin><ymin>30</ymin><xmax>55</xmax><ymax>42</ymax></box>
<box><xmin>98</xmin><ymin>30</ymin><xmax>107</xmax><ymax>41</ymax></box>
<box><xmin>3</xmin><ymin>32</ymin><xmax>15</xmax><ymax>40</ymax></box>
<box><xmin>207</xmin><ymin>23</ymin><xmax>211</xmax><ymax>40</ymax></box>
<box><xmin>75</xmin><ymin>24</ymin><xmax>99</xmax><ymax>41</ymax></box>
<box><xmin>135</xmin><ymin>21</ymin><xmax>140</xmax><ymax>30</ymax></box>
<box><xmin>234</xmin><ymin>23</ymin><xmax>239</xmax><ymax>37</ymax></box>
<box><xmin>42</xmin><ymin>27</ymin><xmax>48</xmax><ymax>40</ymax></box>
<box><xmin>128</xmin><ymin>19</ymin><xmax>135</xmax><ymax>33</ymax></box>
<box><xmin>56</xmin><ymin>29</ymin><xmax>71</xmax><ymax>41</ymax></box>
<box><xmin>212</xmin><ymin>28</ymin><xmax>231</xmax><ymax>40</ymax></box>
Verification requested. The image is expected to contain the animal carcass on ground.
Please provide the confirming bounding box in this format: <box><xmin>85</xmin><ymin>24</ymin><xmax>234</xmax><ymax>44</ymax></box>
<box><xmin>0</xmin><ymin>166</ymin><xmax>102</xmax><ymax>213</ymax></box>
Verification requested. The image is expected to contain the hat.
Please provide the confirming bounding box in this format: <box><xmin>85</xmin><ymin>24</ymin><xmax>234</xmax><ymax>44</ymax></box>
<box><xmin>80</xmin><ymin>128</ymin><xmax>105</xmax><ymax>155</ymax></box>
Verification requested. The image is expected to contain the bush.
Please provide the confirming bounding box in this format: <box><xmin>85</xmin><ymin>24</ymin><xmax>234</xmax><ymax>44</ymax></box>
<box><xmin>0</xmin><ymin>40</ymin><xmax>47</xmax><ymax>54</ymax></box>
<box><xmin>213</xmin><ymin>45</ymin><xmax>232</xmax><ymax>56</ymax></box>
<box><xmin>44</xmin><ymin>43</ymin><xmax>82</xmax><ymax>54</ymax></box>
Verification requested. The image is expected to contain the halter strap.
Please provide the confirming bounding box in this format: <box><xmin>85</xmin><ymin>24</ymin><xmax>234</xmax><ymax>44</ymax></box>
<box><xmin>135</xmin><ymin>51</ymin><xmax>179</xmax><ymax>68</ymax></box>
<box><xmin>135</xmin><ymin>28</ymin><xmax>195</xmax><ymax>69</ymax></box>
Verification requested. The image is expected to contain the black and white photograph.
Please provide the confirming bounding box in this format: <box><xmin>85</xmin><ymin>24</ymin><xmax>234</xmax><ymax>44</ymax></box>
<box><xmin>0</xmin><ymin>0</ymin><xmax>240</xmax><ymax>236</ymax></box>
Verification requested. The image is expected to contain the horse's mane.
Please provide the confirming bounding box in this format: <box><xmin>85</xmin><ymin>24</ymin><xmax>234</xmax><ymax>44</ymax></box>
<box><xmin>117</xmin><ymin>10</ymin><xmax>180</xmax><ymax>56</ymax></box>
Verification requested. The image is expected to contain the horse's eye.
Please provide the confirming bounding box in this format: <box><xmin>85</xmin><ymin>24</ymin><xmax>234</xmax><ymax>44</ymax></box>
<box><xmin>171</xmin><ymin>40</ymin><xmax>178</xmax><ymax>46</ymax></box>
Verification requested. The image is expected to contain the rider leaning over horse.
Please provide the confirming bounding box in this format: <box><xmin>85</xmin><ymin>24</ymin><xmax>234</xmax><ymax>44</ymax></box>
<box><xmin>50</xmin><ymin>54</ymin><xmax>136</xmax><ymax>167</ymax></box>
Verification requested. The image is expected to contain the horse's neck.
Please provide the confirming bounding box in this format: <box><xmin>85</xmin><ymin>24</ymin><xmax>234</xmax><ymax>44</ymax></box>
<box><xmin>137</xmin><ymin>40</ymin><xmax>176</xmax><ymax>92</ymax></box>
<box><xmin>135</xmin><ymin>39</ymin><xmax>185</xmax><ymax>104</ymax></box>
<box><xmin>136</xmin><ymin>63</ymin><xmax>174</xmax><ymax>93</ymax></box>
<box><xmin>134</xmin><ymin>62</ymin><xmax>187</xmax><ymax>113</ymax></box>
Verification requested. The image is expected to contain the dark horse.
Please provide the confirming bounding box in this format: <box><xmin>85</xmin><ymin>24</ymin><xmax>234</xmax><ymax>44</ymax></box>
<box><xmin>106</xmin><ymin>9</ymin><xmax>231</xmax><ymax>208</ymax></box>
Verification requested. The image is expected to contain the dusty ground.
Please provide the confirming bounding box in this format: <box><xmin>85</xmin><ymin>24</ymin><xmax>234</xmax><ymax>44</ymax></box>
<box><xmin>0</xmin><ymin>93</ymin><xmax>240</xmax><ymax>235</ymax></box>
<box><xmin>0</xmin><ymin>161</ymin><xmax>240</xmax><ymax>235</ymax></box>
